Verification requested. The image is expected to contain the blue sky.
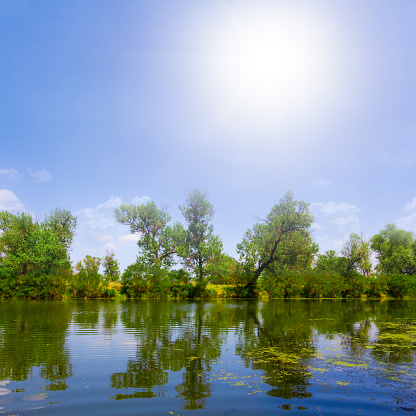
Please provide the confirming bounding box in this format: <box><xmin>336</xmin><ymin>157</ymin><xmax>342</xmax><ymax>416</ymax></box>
<box><xmin>1</xmin><ymin>0</ymin><xmax>415</xmax><ymax>271</ymax></box>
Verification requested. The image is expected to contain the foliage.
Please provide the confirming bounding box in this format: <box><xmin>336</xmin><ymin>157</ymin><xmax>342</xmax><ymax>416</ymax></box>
<box><xmin>43</xmin><ymin>208</ymin><xmax>77</xmax><ymax>251</ymax></box>
<box><xmin>167</xmin><ymin>268</ymin><xmax>190</xmax><ymax>284</ymax></box>
<box><xmin>3</xmin><ymin>197</ymin><xmax>416</xmax><ymax>300</ymax></box>
<box><xmin>0</xmin><ymin>211</ymin><xmax>72</xmax><ymax>276</ymax></box>
<box><xmin>341</xmin><ymin>272</ymin><xmax>368</xmax><ymax>298</ymax></box>
<box><xmin>366</xmin><ymin>274</ymin><xmax>390</xmax><ymax>298</ymax></box>
<box><xmin>314</xmin><ymin>234</ymin><xmax>372</xmax><ymax>278</ymax></box>
<box><xmin>0</xmin><ymin>268</ymin><xmax>68</xmax><ymax>300</ymax></box>
<box><xmin>120</xmin><ymin>262</ymin><xmax>148</xmax><ymax>298</ymax></box>
<box><xmin>237</xmin><ymin>191</ymin><xmax>316</xmax><ymax>286</ymax></box>
<box><xmin>259</xmin><ymin>270</ymin><xmax>368</xmax><ymax>299</ymax></box>
<box><xmin>384</xmin><ymin>274</ymin><xmax>416</xmax><ymax>298</ymax></box>
<box><xmin>102</xmin><ymin>249</ymin><xmax>120</xmax><ymax>282</ymax></box>
<box><xmin>302</xmin><ymin>271</ymin><xmax>344</xmax><ymax>298</ymax></box>
<box><xmin>70</xmin><ymin>255</ymin><xmax>104</xmax><ymax>298</ymax></box>
<box><xmin>341</xmin><ymin>233</ymin><xmax>372</xmax><ymax>276</ymax></box>
<box><xmin>114</xmin><ymin>201</ymin><xmax>184</xmax><ymax>269</ymax></box>
<box><xmin>177</xmin><ymin>189</ymin><xmax>223</xmax><ymax>284</ymax></box>
<box><xmin>314</xmin><ymin>250</ymin><xmax>349</xmax><ymax>275</ymax></box>
<box><xmin>206</xmin><ymin>253</ymin><xmax>238</xmax><ymax>284</ymax></box>
<box><xmin>371</xmin><ymin>224</ymin><xmax>416</xmax><ymax>275</ymax></box>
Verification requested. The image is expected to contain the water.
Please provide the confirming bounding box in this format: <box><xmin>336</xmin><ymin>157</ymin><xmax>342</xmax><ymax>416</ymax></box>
<box><xmin>0</xmin><ymin>299</ymin><xmax>415</xmax><ymax>415</ymax></box>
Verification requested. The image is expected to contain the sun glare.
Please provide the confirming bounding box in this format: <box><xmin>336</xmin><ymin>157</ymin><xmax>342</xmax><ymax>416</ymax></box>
<box><xmin>196</xmin><ymin>3</ymin><xmax>338</xmax><ymax>131</ymax></box>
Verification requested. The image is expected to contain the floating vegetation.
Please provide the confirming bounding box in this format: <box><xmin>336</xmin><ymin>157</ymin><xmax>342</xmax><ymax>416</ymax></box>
<box><xmin>244</xmin><ymin>346</ymin><xmax>312</xmax><ymax>366</ymax></box>
<box><xmin>329</xmin><ymin>360</ymin><xmax>367</xmax><ymax>368</ymax></box>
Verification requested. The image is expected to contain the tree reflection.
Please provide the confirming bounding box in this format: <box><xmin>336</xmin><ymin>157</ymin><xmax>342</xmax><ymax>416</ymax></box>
<box><xmin>111</xmin><ymin>301</ymin><xmax>230</xmax><ymax>408</ymax></box>
<box><xmin>109</xmin><ymin>299</ymin><xmax>416</xmax><ymax>407</ymax></box>
<box><xmin>2</xmin><ymin>298</ymin><xmax>413</xmax><ymax>410</ymax></box>
<box><xmin>234</xmin><ymin>301</ymin><xmax>315</xmax><ymax>399</ymax></box>
<box><xmin>0</xmin><ymin>301</ymin><xmax>73</xmax><ymax>391</ymax></box>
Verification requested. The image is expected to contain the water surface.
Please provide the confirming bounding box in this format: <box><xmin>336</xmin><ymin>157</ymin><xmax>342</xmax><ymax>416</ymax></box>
<box><xmin>0</xmin><ymin>299</ymin><xmax>415</xmax><ymax>415</ymax></box>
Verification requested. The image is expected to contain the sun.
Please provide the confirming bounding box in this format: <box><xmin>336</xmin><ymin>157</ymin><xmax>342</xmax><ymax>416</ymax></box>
<box><xmin>195</xmin><ymin>3</ymin><xmax>337</xmax><ymax>129</ymax></box>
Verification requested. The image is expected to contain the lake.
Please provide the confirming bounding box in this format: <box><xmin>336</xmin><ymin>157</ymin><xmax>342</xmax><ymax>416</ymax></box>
<box><xmin>0</xmin><ymin>299</ymin><xmax>415</xmax><ymax>415</ymax></box>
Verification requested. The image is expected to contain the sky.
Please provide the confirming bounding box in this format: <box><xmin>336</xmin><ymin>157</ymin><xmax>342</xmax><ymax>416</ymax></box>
<box><xmin>1</xmin><ymin>0</ymin><xmax>416</xmax><ymax>272</ymax></box>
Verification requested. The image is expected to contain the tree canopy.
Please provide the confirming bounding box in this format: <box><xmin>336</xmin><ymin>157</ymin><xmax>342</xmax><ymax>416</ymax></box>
<box><xmin>114</xmin><ymin>201</ymin><xmax>184</xmax><ymax>269</ymax></box>
<box><xmin>371</xmin><ymin>224</ymin><xmax>416</xmax><ymax>275</ymax></box>
<box><xmin>177</xmin><ymin>189</ymin><xmax>223</xmax><ymax>284</ymax></box>
<box><xmin>3</xmin><ymin>192</ymin><xmax>416</xmax><ymax>300</ymax></box>
<box><xmin>0</xmin><ymin>209</ymin><xmax>76</xmax><ymax>276</ymax></box>
<box><xmin>237</xmin><ymin>191</ymin><xmax>316</xmax><ymax>286</ymax></box>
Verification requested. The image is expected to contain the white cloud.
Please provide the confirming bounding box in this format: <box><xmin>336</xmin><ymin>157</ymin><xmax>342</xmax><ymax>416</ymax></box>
<box><xmin>0</xmin><ymin>168</ymin><xmax>19</xmax><ymax>181</ymax></box>
<box><xmin>311</xmin><ymin>201</ymin><xmax>359</xmax><ymax>215</ymax></box>
<box><xmin>76</xmin><ymin>207</ymin><xmax>116</xmax><ymax>230</ymax></box>
<box><xmin>97</xmin><ymin>196</ymin><xmax>123</xmax><ymax>210</ymax></box>
<box><xmin>331</xmin><ymin>238</ymin><xmax>346</xmax><ymax>252</ymax></box>
<box><xmin>397</xmin><ymin>212</ymin><xmax>416</xmax><ymax>232</ymax></box>
<box><xmin>311</xmin><ymin>200</ymin><xmax>362</xmax><ymax>255</ymax></box>
<box><xmin>87</xmin><ymin>230</ymin><xmax>113</xmax><ymax>242</ymax></box>
<box><xmin>28</xmin><ymin>168</ymin><xmax>52</xmax><ymax>183</ymax></box>
<box><xmin>312</xmin><ymin>222</ymin><xmax>326</xmax><ymax>231</ymax></box>
<box><xmin>0</xmin><ymin>189</ymin><xmax>24</xmax><ymax>211</ymax></box>
<box><xmin>80</xmin><ymin>242</ymin><xmax>117</xmax><ymax>256</ymax></box>
<box><xmin>405</xmin><ymin>197</ymin><xmax>416</xmax><ymax>212</ymax></box>
<box><xmin>397</xmin><ymin>197</ymin><xmax>416</xmax><ymax>232</ymax></box>
<box><xmin>330</xmin><ymin>217</ymin><xmax>347</xmax><ymax>228</ymax></box>
<box><xmin>118</xmin><ymin>234</ymin><xmax>140</xmax><ymax>244</ymax></box>
<box><xmin>71</xmin><ymin>195</ymin><xmax>150</xmax><ymax>272</ymax></box>
<box><xmin>329</xmin><ymin>215</ymin><xmax>361</xmax><ymax>232</ymax></box>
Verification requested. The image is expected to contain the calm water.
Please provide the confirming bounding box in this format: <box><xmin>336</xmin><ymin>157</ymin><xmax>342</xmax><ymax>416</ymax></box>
<box><xmin>0</xmin><ymin>300</ymin><xmax>415</xmax><ymax>416</ymax></box>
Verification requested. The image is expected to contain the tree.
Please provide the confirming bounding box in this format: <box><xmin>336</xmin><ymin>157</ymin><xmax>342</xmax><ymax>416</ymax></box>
<box><xmin>206</xmin><ymin>253</ymin><xmax>238</xmax><ymax>285</ymax></box>
<box><xmin>102</xmin><ymin>249</ymin><xmax>120</xmax><ymax>282</ymax></box>
<box><xmin>73</xmin><ymin>255</ymin><xmax>102</xmax><ymax>297</ymax></box>
<box><xmin>237</xmin><ymin>191</ymin><xmax>316</xmax><ymax>286</ymax></box>
<box><xmin>114</xmin><ymin>201</ymin><xmax>184</xmax><ymax>269</ymax></box>
<box><xmin>75</xmin><ymin>255</ymin><xmax>101</xmax><ymax>275</ymax></box>
<box><xmin>177</xmin><ymin>189</ymin><xmax>223</xmax><ymax>284</ymax></box>
<box><xmin>341</xmin><ymin>233</ymin><xmax>372</xmax><ymax>276</ymax></box>
<box><xmin>314</xmin><ymin>250</ymin><xmax>346</xmax><ymax>274</ymax></box>
<box><xmin>43</xmin><ymin>208</ymin><xmax>77</xmax><ymax>251</ymax></box>
<box><xmin>371</xmin><ymin>224</ymin><xmax>416</xmax><ymax>275</ymax></box>
<box><xmin>0</xmin><ymin>211</ymin><xmax>72</xmax><ymax>276</ymax></box>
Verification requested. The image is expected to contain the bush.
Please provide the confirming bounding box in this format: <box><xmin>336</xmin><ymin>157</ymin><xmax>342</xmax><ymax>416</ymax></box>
<box><xmin>119</xmin><ymin>263</ymin><xmax>148</xmax><ymax>298</ymax></box>
<box><xmin>303</xmin><ymin>271</ymin><xmax>343</xmax><ymax>298</ymax></box>
<box><xmin>387</xmin><ymin>274</ymin><xmax>416</xmax><ymax>298</ymax></box>
<box><xmin>0</xmin><ymin>269</ymin><xmax>68</xmax><ymax>299</ymax></box>
<box><xmin>0</xmin><ymin>268</ymin><xmax>18</xmax><ymax>299</ymax></box>
<box><xmin>367</xmin><ymin>274</ymin><xmax>389</xmax><ymax>297</ymax></box>
<box><xmin>341</xmin><ymin>273</ymin><xmax>368</xmax><ymax>298</ymax></box>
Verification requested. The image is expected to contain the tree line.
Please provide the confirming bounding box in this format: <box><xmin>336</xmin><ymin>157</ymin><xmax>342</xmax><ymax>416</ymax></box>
<box><xmin>1</xmin><ymin>190</ymin><xmax>416</xmax><ymax>299</ymax></box>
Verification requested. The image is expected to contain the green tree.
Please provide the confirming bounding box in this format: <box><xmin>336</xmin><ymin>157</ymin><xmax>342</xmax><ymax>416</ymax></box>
<box><xmin>371</xmin><ymin>224</ymin><xmax>416</xmax><ymax>275</ymax></box>
<box><xmin>206</xmin><ymin>253</ymin><xmax>238</xmax><ymax>285</ymax></box>
<box><xmin>43</xmin><ymin>208</ymin><xmax>77</xmax><ymax>251</ymax></box>
<box><xmin>177</xmin><ymin>189</ymin><xmax>223</xmax><ymax>285</ymax></box>
<box><xmin>237</xmin><ymin>191</ymin><xmax>316</xmax><ymax>286</ymax></box>
<box><xmin>341</xmin><ymin>233</ymin><xmax>372</xmax><ymax>276</ymax></box>
<box><xmin>314</xmin><ymin>250</ymin><xmax>348</xmax><ymax>274</ymax></box>
<box><xmin>72</xmin><ymin>255</ymin><xmax>103</xmax><ymax>297</ymax></box>
<box><xmin>114</xmin><ymin>201</ymin><xmax>183</xmax><ymax>269</ymax></box>
<box><xmin>0</xmin><ymin>212</ymin><xmax>71</xmax><ymax>276</ymax></box>
<box><xmin>102</xmin><ymin>249</ymin><xmax>120</xmax><ymax>282</ymax></box>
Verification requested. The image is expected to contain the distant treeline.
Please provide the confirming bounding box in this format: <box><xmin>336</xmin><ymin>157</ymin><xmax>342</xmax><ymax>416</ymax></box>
<box><xmin>1</xmin><ymin>190</ymin><xmax>416</xmax><ymax>299</ymax></box>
